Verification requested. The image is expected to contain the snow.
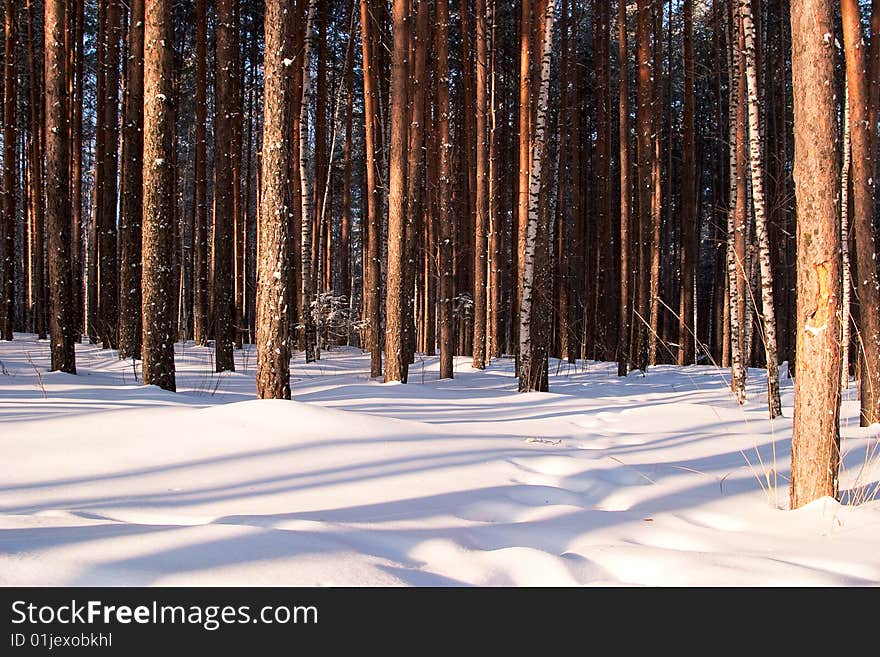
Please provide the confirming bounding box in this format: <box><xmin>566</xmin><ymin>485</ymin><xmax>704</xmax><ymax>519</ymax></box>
<box><xmin>1</xmin><ymin>334</ymin><xmax>879</xmax><ymax>586</ymax></box>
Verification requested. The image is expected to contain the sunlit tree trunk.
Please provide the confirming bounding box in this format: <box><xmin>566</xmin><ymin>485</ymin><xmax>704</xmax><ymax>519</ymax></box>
<box><xmin>789</xmin><ymin>0</ymin><xmax>842</xmax><ymax>508</ymax></box>
<box><xmin>255</xmin><ymin>0</ymin><xmax>291</xmax><ymax>400</ymax></box>
<box><xmin>841</xmin><ymin>0</ymin><xmax>880</xmax><ymax>426</ymax></box>
<box><xmin>740</xmin><ymin>0</ymin><xmax>782</xmax><ymax>417</ymax></box>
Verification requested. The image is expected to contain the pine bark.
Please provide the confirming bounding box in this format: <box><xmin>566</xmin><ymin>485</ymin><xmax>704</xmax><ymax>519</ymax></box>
<box><xmin>789</xmin><ymin>0</ymin><xmax>842</xmax><ymax>508</ymax></box>
<box><xmin>26</xmin><ymin>0</ymin><xmax>46</xmax><ymax>340</ymax></box>
<box><xmin>472</xmin><ymin>0</ymin><xmax>489</xmax><ymax>370</ymax></box>
<box><xmin>384</xmin><ymin>0</ymin><xmax>411</xmax><ymax>383</ymax></box>
<box><xmin>515</xmin><ymin>0</ymin><xmax>531</xmax><ymax>375</ymax></box>
<box><xmin>841</xmin><ymin>0</ymin><xmax>880</xmax><ymax>427</ymax></box>
<box><xmin>141</xmin><ymin>0</ymin><xmax>176</xmax><ymax>391</ymax></box>
<box><xmin>44</xmin><ymin>0</ymin><xmax>76</xmax><ymax>372</ymax></box>
<box><xmin>213</xmin><ymin>0</ymin><xmax>236</xmax><ymax>372</ymax></box>
<box><xmin>679</xmin><ymin>0</ymin><xmax>696</xmax><ymax>366</ymax></box>
<box><xmin>2</xmin><ymin>0</ymin><xmax>16</xmax><ymax>341</ymax></box>
<box><xmin>98</xmin><ymin>0</ymin><xmax>120</xmax><ymax>349</ymax></box>
<box><xmin>192</xmin><ymin>0</ymin><xmax>208</xmax><ymax>346</ymax></box>
<box><xmin>618</xmin><ymin>0</ymin><xmax>630</xmax><ymax>377</ymax></box>
<box><xmin>404</xmin><ymin>0</ymin><xmax>428</xmax><ymax>363</ymax></box>
<box><xmin>360</xmin><ymin>0</ymin><xmax>382</xmax><ymax>377</ymax></box>
<box><xmin>436</xmin><ymin>0</ymin><xmax>454</xmax><ymax>380</ymax></box>
<box><xmin>635</xmin><ymin>0</ymin><xmax>651</xmax><ymax>372</ymax></box>
<box><xmin>255</xmin><ymin>0</ymin><xmax>291</xmax><ymax>400</ymax></box>
<box><xmin>118</xmin><ymin>0</ymin><xmax>144</xmax><ymax>360</ymax></box>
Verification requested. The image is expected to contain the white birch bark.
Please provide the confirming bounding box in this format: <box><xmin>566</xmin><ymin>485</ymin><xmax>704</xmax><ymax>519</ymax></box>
<box><xmin>519</xmin><ymin>0</ymin><xmax>556</xmax><ymax>393</ymax></box>
<box><xmin>725</xmin><ymin>6</ymin><xmax>747</xmax><ymax>405</ymax></box>
<box><xmin>299</xmin><ymin>0</ymin><xmax>318</xmax><ymax>362</ymax></box>
<box><xmin>740</xmin><ymin>0</ymin><xmax>782</xmax><ymax>417</ymax></box>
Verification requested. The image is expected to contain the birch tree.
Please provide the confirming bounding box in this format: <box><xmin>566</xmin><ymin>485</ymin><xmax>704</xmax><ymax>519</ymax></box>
<box><xmin>519</xmin><ymin>0</ymin><xmax>556</xmax><ymax>393</ymax></box>
<box><xmin>740</xmin><ymin>0</ymin><xmax>782</xmax><ymax>418</ymax></box>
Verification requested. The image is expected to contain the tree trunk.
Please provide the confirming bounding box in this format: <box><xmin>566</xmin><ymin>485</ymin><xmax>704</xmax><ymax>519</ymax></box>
<box><xmin>618</xmin><ymin>0</ymin><xmax>630</xmax><ymax>377</ymax></box>
<box><xmin>44</xmin><ymin>0</ymin><xmax>76</xmax><ymax>373</ymax></box>
<box><xmin>725</xmin><ymin>6</ymin><xmax>747</xmax><ymax>404</ymax></box>
<box><xmin>26</xmin><ymin>0</ymin><xmax>46</xmax><ymax>340</ymax></box>
<box><xmin>299</xmin><ymin>0</ymin><xmax>318</xmax><ymax>363</ymax></box>
<box><xmin>519</xmin><ymin>0</ymin><xmax>556</xmax><ymax>393</ymax></box>
<box><xmin>213</xmin><ymin>0</ymin><xmax>237</xmax><ymax>372</ymax></box>
<box><xmin>436</xmin><ymin>0</ymin><xmax>454</xmax><ymax>380</ymax></box>
<box><xmin>740</xmin><ymin>0</ymin><xmax>782</xmax><ymax>417</ymax></box>
<box><xmin>472</xmin><ymin>0</ymin><xmax>489</xmax><ymax>370</ymax></box>
<box><xmin>2</xmin><ymin>0</ymin><xmax>16</xmax><ymax>341</ymax></box>
<box><xmin>255</xmin><ymin>0</ymin><xmax>291</xmax><ymax>400</ymax></box>
<box><xmin>789</xmin><ymin>0</ymin><xmax>842</xmax><ymax>508</ymax></box>
<box><xmin>118</xmin><ymin>0</ymin><xmax>144</xmax><ymax>360</ymax></box>
<box><xmin>635</xmin><ymin>0</ymin><xmax>652</xmax><ymax>372</ymax></box>
<box><xmin>360</xmin><ymin>0</ymin><xmax>382</xmax><ymax>377</ymax></box>
<box><xmin>193</xmin><ymin>0</ymin><xmax>208</xmax><ymax>346</ymax></box>
<box><xmin>141</xmin><ymin>0</ymin><xmax>176</xmax><ymax>391</ymax></box>
<box><xmin>341</xmin><ymin>28</ymin><xmax>353</xmax><ymax>318</ymax></box>
<box><xmin>840</xmin><ymin>86</ymin><xmax>852</xmax><ymax>390</ymax></box>
<box><xmin>404</xmin><ymin>0</ymin><xmax>428</xmax><ymax>363</ymax></box>
<box><xmin>98</xmin><ymin>0</ymin><xmax>120</xmax><ymax>349</ymax></box>
<box><xmin>384</xmin><ymin>0</ymin><xmax>411</xmax><ymax>383</ymax></box>
<box><xmin>647</xmin><ymin>0</ymin><xmax>663</xmax><ymax>367</ymax></box>
<box><xmin>679</xmin><ymin>0</ymin><xmax>696</xmax><ymax>366</ymax></box>
<box><xmin>516</xmin><ymin>0</ymin><xmax>531</xmax><ymax>376</ymax></box>
<box><xmin>841</xmin><ymin>0</ymin><xmax>880</xmax><ymax>427</ymax></box>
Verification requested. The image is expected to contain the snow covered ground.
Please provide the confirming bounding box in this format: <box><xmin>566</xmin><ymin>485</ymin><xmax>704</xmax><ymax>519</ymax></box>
<box><xmin>1</xmin><ymin>333</ymin><xmax>879</xmax><ymax>586</ymax></box>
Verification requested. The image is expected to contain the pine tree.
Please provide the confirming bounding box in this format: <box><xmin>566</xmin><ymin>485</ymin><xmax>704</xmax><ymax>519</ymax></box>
<box><xmin>255</xmin><ymin>0</ymin><xmax>291</xmax><ymax>400</ymax></box>
<box><xmin>118</xmin><ymin>0</ymin><xmax>144</xmax><ymax>360</ymax></box>
<box><xmin>141</xmin><ymin>0</ymin><xmax>176</xmax><ymax>391</ymax></box>
<box><xmin>44</xmin><ymin>0</ymin><xmax>75</xmax><ymax>373</ymax></box>
<box><xmin>789</xmin><ymin>0</ymin><xmax>842</xmax><ymax>508</ymax></box>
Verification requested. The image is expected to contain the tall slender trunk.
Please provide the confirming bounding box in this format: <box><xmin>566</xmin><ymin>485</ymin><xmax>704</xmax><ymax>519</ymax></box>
<box><xmin>384</xmin><ymin>0</ymin><xmax>411</xmax><ymax>382</ymax></box>
<box><xmin>255</xmin><ymin>0</ymin><xmax>291</xmax><ymax>400</ymax></box>
<box><xmin>789</xmin><ymin>0</ymin><xmax>842</xmax><ymax>508</ymax></box>
<box><xmin>299</xmin><ymin>0</ymin><xmax>318</xmax><ymax>363</ymax></box>
<box><xmin>98</xmin><ymin>0</ymin><xmax>120</xmax><ymax>349</ymax></box>
<box><xmin>341</xmin><ymin>23</ymin><xmax>354</xmax><ymax>316</ymax></box>
<box><xmin>679</xmin><ymin>0</ymin><xmax>696</xmax><ymax>366</ymax></box>
<box><xmin>472</xmin><ymin>0</ymin><xmax>489</xmax><ymax>369</ymax></box>
<box><xmin>741</xmin><ymin>0</ymin><xmax>782</xmax><ymax>417</ymax></box>
<box><xmin>436</xmin><ymin>0</ymin><xmax>454</xmax><ymax>380</ymax></box>
<box><xmin>519</xmin><ymin>0</ymin><xmax>556</xmax><ymax>393</ymax></box>
<box><xmin>725</xmin><ymin>5</ymin><xmax>747</xmax><ymax>404</ymax></box>
<box><xmin>193</xmin><ymin>0</ymin><xmax>208</xmax><ymax>346</ymax></box>
<box><xmin>842</xmin><ymin>0</ymin><xmax>880</xmax><ymax>426</ymax></box>
<box><xmin>360</xmin><ymin>0</ymin><xmax>382</xmax><ymax>377</ymax></box>
<box><xmin>2</xmin><ymin>0</ymin><xmax>16</xmax><ymax>341</ymax></box>
<box><xmin>71</xmin><ymin>0</ymin><xmax>84</xmax><ymax>339</ymax></box>
<box><xmin>118</xmin><ymin>0</ymin><xmax>144</xmax><ymax>360</ymax></box>
<box><xmin>142</xmin><ymin>0</ymin><xmax>176</xmax><ymax>391</ymax></box>
<box><xmin>26</xmin><ymin>0</ymin><xmax>46</xmax><ymax>340</ymax></box>
<box><xmin>635</xmin><ymin>0</ymin><xmax>651</xmax><ymax>372</ymax></box>
<box><xmin>404</xmin><ymin>0</ymin><xmax>428</xmax><ymax>363</ymax></box>
<box><xmin>487</xmin><ymin>0</ymin><xmax>500</xmax><ymax>359</ymax></box>
<box><xmin>213</xmin><ymin>0</ymin><xmax>237</xmax><ymax>372</ymax></box>
<box><xmin>647</xmin><ymin>0</ymin><xmax>663</xmax><ymax>367</ymax></box>
<box><xmin>617</xmin><ymin>0</ymin><xmax>630</xmax><ymax>377</ymax></box>
<box><xmin>515</xmin><ymin>0</ymin><xmax>531</xmax><ymax>375</ymax></box>
<box><xmin>44</xmin><ymin>0</ymin><xmax>76</xmax><ymax>372</ymax></box>
<box><xmin>840</xmin><ymin>86</ymin><xmax>852</xmax><ymax>390</ymax></box>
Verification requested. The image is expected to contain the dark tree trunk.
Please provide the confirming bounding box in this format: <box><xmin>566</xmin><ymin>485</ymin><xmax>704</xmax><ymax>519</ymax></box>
<box><xmin>118</xmin><ymin>0</ymin><xmax>144</xmax><ymax>360</ymax></box>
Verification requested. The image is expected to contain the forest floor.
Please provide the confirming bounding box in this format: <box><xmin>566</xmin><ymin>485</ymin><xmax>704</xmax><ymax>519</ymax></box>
<box><xmin>1</xmin><ymin>334</ymin><xmax>879</xmax><ymax>586</ymax></box>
